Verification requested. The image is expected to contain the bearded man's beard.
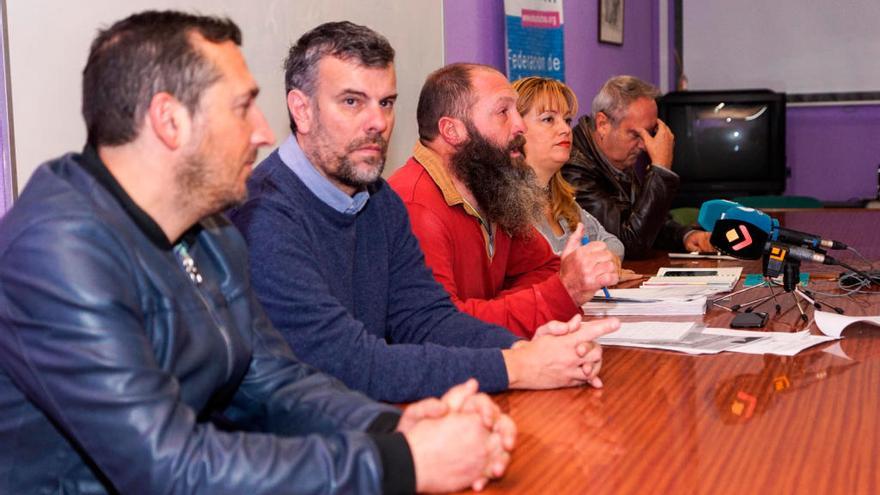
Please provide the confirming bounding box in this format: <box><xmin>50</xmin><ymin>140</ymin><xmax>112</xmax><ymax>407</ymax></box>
<box><xmin>450</xmin><ymin>123</ymin><xmax>546</xmax><ymax>237</ymax></box>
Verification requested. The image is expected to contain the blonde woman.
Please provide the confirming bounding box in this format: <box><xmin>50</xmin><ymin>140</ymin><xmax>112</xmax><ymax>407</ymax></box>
<box><xmin>513</xmin><ymin>76</ymin><xmax>625</xmax><ymax>262</ymax></box>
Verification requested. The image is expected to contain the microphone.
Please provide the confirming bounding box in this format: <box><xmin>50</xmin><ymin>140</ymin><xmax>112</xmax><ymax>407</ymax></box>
<box><xmin>710</xmin><ymin>217</ymin><xmax>769</xmax><ymax>260</ymax></box>
<box><xmin>710</xmin><ymin>217</ymin><xmax>839</xmax><ymax>265</ymax></box>
<box><xmin>773</xmin><ymin>226</ymin><xmax>847</xmax><ymax>251</ymax></box>
<box><xmin>697</xmin><ymin>199</ymin><xmax>739</xmax><ymax>231</ymax></box>
<box><xmin>698</xmin><ymin>201</ymin><xmax>847</xmax><ymax>250</ymax></box>
<box><xmin>766</xmin><ymin>242</ymin><xmax>835</xmax><ymax>265</ymax></box>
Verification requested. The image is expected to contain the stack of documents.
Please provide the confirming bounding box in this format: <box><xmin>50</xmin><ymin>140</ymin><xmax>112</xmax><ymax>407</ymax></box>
<box><xmin>642</xmin><ymin>267</ymin><xmax>743</xmax><ymax>292</ymax></box>
<box><xmin>583</xmin><ymin>286</ymin><xmax>713</xmax><ymax>316</ymax></box>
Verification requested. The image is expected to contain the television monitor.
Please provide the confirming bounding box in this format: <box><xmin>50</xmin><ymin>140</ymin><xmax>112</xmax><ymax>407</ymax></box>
<box><xmin>657</xmin><ymin>90</ymin><xmax>786</xmax><ymax>208</ymax></box>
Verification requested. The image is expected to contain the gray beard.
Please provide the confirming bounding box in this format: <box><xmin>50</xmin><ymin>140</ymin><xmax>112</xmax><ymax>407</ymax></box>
<box><xmin>308</xmin><ymin>104</ymin><xmax>388</xmax><ymax>190</ymax></box>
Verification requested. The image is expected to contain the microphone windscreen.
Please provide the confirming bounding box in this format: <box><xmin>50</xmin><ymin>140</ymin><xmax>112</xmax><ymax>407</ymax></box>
<box><xmin>720</xmin><ymin>206</ymin><xmax>775</xmax><ymax>234</ymax></box>
<box><xmin>698</xmin><ymin>199</ymin><xmax>739</xmax><ymax>231</ymax></box>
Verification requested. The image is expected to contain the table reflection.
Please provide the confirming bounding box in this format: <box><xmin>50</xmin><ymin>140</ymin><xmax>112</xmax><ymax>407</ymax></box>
<box><xmin>712</xmin><ymin>353</ymin><xmax>857</xmax><ymax>424</ymax></box>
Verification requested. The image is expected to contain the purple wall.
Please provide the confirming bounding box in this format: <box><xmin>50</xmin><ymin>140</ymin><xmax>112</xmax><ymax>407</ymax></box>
<box><xmin>443</xmin><ymin>1</ymin><xmax>507</xmax><ymax>70</ymax></box>
<box><xmin>443</xmin><ymin>0</ymin><xmax>880</xmax><ymax>203</ymax></box>
<box><xmin>0</xmin><ymin>10</ymin><xmax>13</xmax><ymax>215</ymax></box>
<box><xmin>786</xmin><ymin>105</ymin><xmax>880</xmax><ymax>202</ymax></box>
<box><xmin>563</xmin><ymin>0</ymin><xmax>658</xmax><ymax>106</ymax></box>
<box><xmin>443</xmin><ymin>0</ymin><xmax>660</xmax><ymax>114</ymax></box>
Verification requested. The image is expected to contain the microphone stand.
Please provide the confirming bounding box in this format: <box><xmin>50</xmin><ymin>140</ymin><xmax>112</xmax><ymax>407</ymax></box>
<box><xmin>710</xmin><ymin>252</ymin><xmax>787</xmax><ymax>313</ymax></box>
<box><xmin>707</xmin><ymin>218</ymin><xmax>851</xmax><ymax>319</ymax></box>
<box><xmin>711</xmin><ymin>279</ymin><xmax>777</xmax><ymax>312</ymax></box>
<box><xmin>720</xmin><ymin>256</ymin><xmax>845</xmax><ymax>322</ymax></box>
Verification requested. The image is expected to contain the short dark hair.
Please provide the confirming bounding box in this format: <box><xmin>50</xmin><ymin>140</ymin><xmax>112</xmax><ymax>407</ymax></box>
<box><xmin>283</xmin><ymin>21</ymin><xmax>395</xmax><ymax>134</ymax></box>
<box><xmin>82</xmin><ymin>10</ymin><xmax>241</xmax><ymax>147</ymax></box>
<box><xmin>416</xmin><ymin>63</ymin><xmax>497</xmax><ymax>142</ymax></box>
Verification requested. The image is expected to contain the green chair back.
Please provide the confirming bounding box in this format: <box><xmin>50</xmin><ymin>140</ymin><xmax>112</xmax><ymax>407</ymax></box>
<box><xmin>732</xmin><ymin>195</ymin><xmax>822</xmax><ymax>209</ymax></box>
<box><xmin>670</xmin><ymin>207</ymin><xmax>699</xmax><ymax>227</ymax></box>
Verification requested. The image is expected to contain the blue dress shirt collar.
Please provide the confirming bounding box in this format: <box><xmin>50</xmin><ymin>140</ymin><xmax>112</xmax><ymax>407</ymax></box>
<box><xmin>278</xmin><ymin>134</ymin><xmax>369</xmax><ymax>215</ymax></box>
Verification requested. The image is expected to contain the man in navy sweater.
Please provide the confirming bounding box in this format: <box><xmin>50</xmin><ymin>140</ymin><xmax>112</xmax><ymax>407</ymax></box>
<box><xmin>230</xmin><ymin>22</ymin><xmax>619</xmax><ymax>403</ymax></box>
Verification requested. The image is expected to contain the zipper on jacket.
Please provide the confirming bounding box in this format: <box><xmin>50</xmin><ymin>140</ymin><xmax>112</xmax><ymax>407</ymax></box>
<box><xmin>174</xmin><ymin>243</ymin><xmax>235</xmax><ymax>381</ymax></box>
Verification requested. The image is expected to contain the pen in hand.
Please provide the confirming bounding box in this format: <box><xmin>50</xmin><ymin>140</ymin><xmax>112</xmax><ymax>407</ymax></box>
<box><xmin>581</xmin><ymin>234</ymin><xmax>612</xmax><ymax>299</ymax></box>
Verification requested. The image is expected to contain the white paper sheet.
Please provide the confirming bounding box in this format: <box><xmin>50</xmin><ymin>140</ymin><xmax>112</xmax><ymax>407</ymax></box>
<box><xmin>597</xmin><ymin>322</ymin><xmax>837</xmax><ymax>356</ymax></box>
<box><xmin>595</xmin><ymin>287</ymin><xmax>719</xmax><ymax>301</ymax></box>
<box><xmin>814</xmin><ymin>310</ymin><xmax>880</xmax><ymax>338</ymax></box>
<box><xmin>597</xmin><ymin>321</ymin><xmax>696</xmax><ymax>342</ymax></box>
<box><xmin>584</xmin><ymin>287</ymin><xmax>714</xmax><ymax>316</ymax></box>
<box><xmin>643</xmin><ymin>267</ymin><xmax>743</xmax><ymax>291</ymax></box>
<box><xmin>707</xmin><ymin>328</ymin><xmax>838</xmax><ymax>356</ymax></box>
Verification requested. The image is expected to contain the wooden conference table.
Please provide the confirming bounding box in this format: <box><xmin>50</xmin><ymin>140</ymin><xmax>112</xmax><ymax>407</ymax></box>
<box><xmin>467</xmin><ymin>210</ymin><xmax>880</xmax><ymax>494</ymax></box>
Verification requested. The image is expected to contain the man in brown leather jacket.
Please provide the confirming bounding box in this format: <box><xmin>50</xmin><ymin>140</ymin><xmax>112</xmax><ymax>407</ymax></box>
<box><xmin>561</xmin><ymin>76</ymin><xmax>713</xmax><ymax>259</ymax></box>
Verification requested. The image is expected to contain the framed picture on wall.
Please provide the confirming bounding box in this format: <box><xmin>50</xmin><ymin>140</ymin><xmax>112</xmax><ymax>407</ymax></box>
<box><xmin>599</xmin><ymin>0</ymin><xmax>624</xmax><ymax>45</ymax></box>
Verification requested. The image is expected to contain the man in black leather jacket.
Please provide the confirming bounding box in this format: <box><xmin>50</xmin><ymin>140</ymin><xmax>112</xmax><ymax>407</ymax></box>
<box><xmin>561</xmin><ymin>76</ymin><xmax>713</xmax><ymax>259</ymax></box>
<box><xmin>0</xmin><ymin>11</ymin><xmax>514</xmax><ymax>494</ymax></box>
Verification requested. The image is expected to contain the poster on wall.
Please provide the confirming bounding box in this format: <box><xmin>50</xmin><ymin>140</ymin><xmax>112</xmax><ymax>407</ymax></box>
<box><xmin>504</xmin><ymin>0</ymin><xmax>565</xmax><ymax>82</ymax></box>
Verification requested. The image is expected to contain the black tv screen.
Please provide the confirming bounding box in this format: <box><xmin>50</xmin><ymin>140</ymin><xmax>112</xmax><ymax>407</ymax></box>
<box><xmin>658</xmin><ymin>90</ymin><xmax>786</xmax><ymax>207</ymax></box>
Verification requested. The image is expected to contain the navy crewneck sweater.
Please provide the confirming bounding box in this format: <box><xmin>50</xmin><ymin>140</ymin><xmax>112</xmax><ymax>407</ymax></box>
<box><xmin>229</xmin><ymin>151</ymin><xmax>515</xmax><ymax>402</ymax></box>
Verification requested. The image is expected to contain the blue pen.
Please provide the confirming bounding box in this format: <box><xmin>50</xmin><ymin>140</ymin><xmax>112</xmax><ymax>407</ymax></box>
<box><xmin>581</xmin><ymin>234</ymin><xmax>612</xmax><ymax>299</ymax></box>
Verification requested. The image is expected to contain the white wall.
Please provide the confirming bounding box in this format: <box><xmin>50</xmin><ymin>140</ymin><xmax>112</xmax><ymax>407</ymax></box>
<box><xmin>682</xmin><ymin>0</ymin><xmax>880</xmax><ymax>95</ymax></box>
<box><xmin>6</xmin><ymin>0</ymin><xmax>443</xmax><ymax>192</ymax></box>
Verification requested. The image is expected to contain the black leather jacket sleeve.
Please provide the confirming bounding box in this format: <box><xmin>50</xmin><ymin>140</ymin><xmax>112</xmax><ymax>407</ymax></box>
<box><xmin>562</xmin><ymin>160</ymin><xmax>683</xmax><ymax>258</ymax></box>
<box><xmin>627</xmin><ymin>166</ymin><xmax>692</xmax><ymax>253</ymax></box>
<box><xmin>0</xmin><ymin>215</ymin><xmax>405</xmax><ymax>495</ymax></box>
<box><xmin>563</xmin><ymin>118</ymin><xmax>691</xmax><ymax>258</ymax></box>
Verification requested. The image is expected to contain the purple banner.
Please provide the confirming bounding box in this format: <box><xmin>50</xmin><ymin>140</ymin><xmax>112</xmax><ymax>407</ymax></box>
<box><xmin>0</xmin><ymin>4</ymin><xmax>13</xmax><ymax>216</ymax></box>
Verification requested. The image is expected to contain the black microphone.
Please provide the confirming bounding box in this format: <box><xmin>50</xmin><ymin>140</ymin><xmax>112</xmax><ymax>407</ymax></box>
<box><xmin>710</xmin><ymin>218</ymin><xmax>769</xmax><ymax>260</ymax></box>
<box><xmin>773</xmin><ymin>227</ymin><xmax>847</xmax><ymax>251</ymax></box>
<box><xmin>766</xmin><ymin>242</ymin><xmax>837</xmax><ymax>266</ymax></box>
<box><xmin>711</xmin><ymin>218</ymin><xmax>839</xmax><ymax>265</ymax></box>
